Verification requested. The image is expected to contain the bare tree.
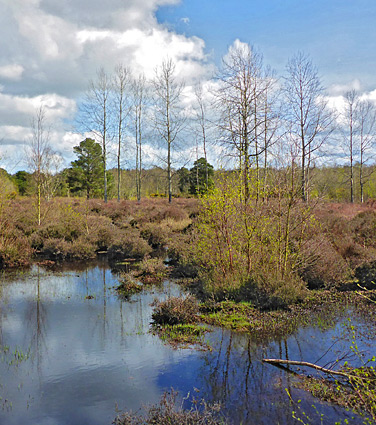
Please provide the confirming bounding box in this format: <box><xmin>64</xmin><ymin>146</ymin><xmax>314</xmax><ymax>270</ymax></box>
<box><xmin>27</xmin><ymin>105</ymin><xmax>57</xmax><ymax>225</ymax></box>
<box><xmin>194</xmin><ymin>83</ymin><xmax>210</xmax><ymax>188</ymax></box>
<box><xmin>80</xmin><ymin>68</ymin><xmax>112</xmax><ymax>202</ymax></box>
<box><xmin>357</xmin><ymin>99</ymin><xmax>376</xmax><ymax>202</ymax></box>
<box><xmin>132</xmin><ymin>74</ymin><xmax>147</xmax><ymax>202</ymax></box>
<box><xmin>113</xmin><ymin>64</ymin><xmax>131</xmax><ymax>202</ymax></box>
<box><xmin>215</xmin><ymin>43</ymin><xmax>275</xmax><ymax>201</ymax></box>
<box><xmin>152</xmin><ymin>58</ymin><xmax>185</xmax><ymax>203</ymax></box>
<box><xmin>259</xmin><ymin>69</ymin><xmax>280</xmax><ymax>198</ymax></box>
<box><xmin>283</xmin><ymin>52</ymin><xmax>334</xmax><ymax>202</ymax></box>
<box><xmin>343</xmin><ymin>90</ymin><xmax>358</xmax><ymax>203</ymax></box>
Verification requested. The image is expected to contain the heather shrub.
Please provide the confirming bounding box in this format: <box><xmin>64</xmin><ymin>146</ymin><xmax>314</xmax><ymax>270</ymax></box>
<box><xmin>140</xmin><ymin>222</ymin><xmax>170</xmax><ymax>247</ymax></box>
<box><xmin>42</xmin><ymin>237</ymin><xmax>96</xmax><ymax>260</ymax></box>
<box><xmin>299</xmin><ymin>234</ymin><xmax>352</xmax><ymax>289</ymax></box>
<box><xmin>152</xmin><ymin>296</ymin><xmax>199</xmax><ymax>325</ymax></box>
<box><xmin>0</xmin><ymin>230</ymin><xmax>32</xmax><ymax>267</ymax></box>
<box><xmin>138</xmin><ymin>257</ymin><xmax>167</xmax><ymax>278</ymax></box>
<box><xmin>41</xmin><ymin>238</ymin><xmax>71</xmax><ymax>259</ymax></box>
<box><xmin>101</xmin><ymin>200</ymin><xmax>128</xmax><ymax>222</ymax></box>
<box><xmin>116</xmin><ymin>274</ymin><xmax>143</xmax><ymax>297</ymax></box>
<box><xmin>158</xmin><ymin>205</ymin><xmax>189</xmax><ymax>221</ymax></box>
<box><xmin>68</xmin><ymin>237</ymin><xmax>97</xmax><ymax>259</ymax></box>
<box><xmin>350</xmin><ymin>210</ymin><xmax>376</xmax><ymax>248</ymax></box>
<box><xmin>85</xmin><ymin>215</ymin><xmax>116</xmax><ymax>249</ymax></box>
<box><xmin>109</xmin><ymin>228</ymin><xmax>152</xmax><ymax>259</ymax></box>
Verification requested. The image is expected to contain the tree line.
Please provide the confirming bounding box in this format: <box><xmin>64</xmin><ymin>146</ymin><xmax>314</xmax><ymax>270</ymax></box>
<box><xmin>10</xmin><ymin>43</ymin><xmax>376</xmax><ymax>204</ymax></box>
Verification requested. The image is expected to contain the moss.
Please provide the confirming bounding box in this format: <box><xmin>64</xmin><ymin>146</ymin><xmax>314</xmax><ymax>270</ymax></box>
<box><xmin>116</xmin><ymin>275</ymin><xmax>143</xmax><ymax>298</ymax></box>
<box><xmin>153</xmin><ymin>323</ymin><xmax>211</xmax><ymax>350</ymax></box>
<box><xmin>197</xmin><ymin>290</ymin><xmax>376</xmax><ymax>341</ymax></box>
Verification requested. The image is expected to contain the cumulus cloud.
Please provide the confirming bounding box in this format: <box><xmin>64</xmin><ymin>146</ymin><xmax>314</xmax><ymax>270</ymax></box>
<box><xmin>327</xmin><ymin>79</ymin><xmax>362</xmax><ymax>96</ymax></box>
<box><xmin>0</xmin><ymin>64</ymin><xmax>24</xmax><ymax>81</ymax></box>
<box><xmin>0</xmin><ymin>0</ymin><xmax>211</xmax><ymax>170</ymax></box>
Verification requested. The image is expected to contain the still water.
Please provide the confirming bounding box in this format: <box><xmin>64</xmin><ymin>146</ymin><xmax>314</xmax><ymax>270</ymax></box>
<box><xmin>0</xmin><ymin>259</ymin><xmax>374</xmax><ymax>425</ymax></box>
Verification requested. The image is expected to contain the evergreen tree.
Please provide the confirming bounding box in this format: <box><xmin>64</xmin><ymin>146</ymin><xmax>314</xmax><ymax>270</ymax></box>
<box><xmin>189</xmin><ymin>158</ymin><xmax>214</xmax><ymax>195</ymax></box>
<box><xmin>69</xmin><ymin>138</ymin><xmax>104</xmax><ymax>199</ymax></box>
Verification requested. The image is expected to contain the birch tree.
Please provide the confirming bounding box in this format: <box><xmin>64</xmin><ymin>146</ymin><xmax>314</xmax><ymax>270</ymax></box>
<box><xmin>113</xmin><ymin>65</ymin><xmax>131</xmax><ymax>202</ymax></box>
<box><xmin>343</xmin><ymin>90</ymin><xmax>358</xmax><ymax>203</ymax></box>
<box><xmin>132</xmin><ymin>74</ymin><xmax>147</xmax><ymax>202</ymax></box>
<box><xmin>28</xmin><ymin>106</ymin><xmax>55</xmax><ymax>225</ymax></box>
<box><xmin>215</xmin><ymin>43</ymin><xmax>275</xmax><ymax>201</ymax></box>
<box><xmin>152</xmin><ymin>59</ymin><xmax>185</xmax><ymax>203</ymax></box>
<box><xmin>283</xmin><ymin>52</ymin><xmax>334</xmax><ymax>202</ymax></box>
<box><xmin>194</xmin><ymin>83</ymin><xmax>210</xmax><ymax>189</ymax></box>
<box><xmin>81</xmin><ymin>68</ymin><xmax>112</xmax><ymax>203</ymax></box>
<box><xmin>357</xmin><ymin>99</ymin><xmax>376</xmax><ymax>202</ymax></box>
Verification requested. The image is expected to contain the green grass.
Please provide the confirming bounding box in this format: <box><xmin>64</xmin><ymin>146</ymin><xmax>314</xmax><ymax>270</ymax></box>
<box><xmin>152</xmin><ymin>323</ymin><xmax>211</xmax><ymax>350</ymax></box>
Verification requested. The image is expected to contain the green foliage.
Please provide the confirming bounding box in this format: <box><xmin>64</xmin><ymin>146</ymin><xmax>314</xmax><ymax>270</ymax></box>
<box><xmin>287</xmin><ymin>317</ymin><xmax>376</xmax><ymax>425</ymax></box>
<box><xmin>192</xmin><ymin>174</ymin><xmax>311</xmax><ymax>306</ymax></box>
<box><xmin>68</xmin><ymin>138</ymin><xmax>104</xmax><ymax>199</ymax></box>
<box><xmin>13</xmin><ymin>171</ymin><xmax>31</xmax><ymax>196</ymax></box>
<box><xmin>177</xmin><ymin>167</ymin><xmax>190</xmax><ymax>193</ymax></box>
<box><xmin>189</xmin><ymin>157</ymin><xmax>214</xmax><ymax>195</ymax></box>
<box><xmin>155</xmin><ymin>323</ymin><xmax>211</xmax><ymax>349</ymax></box>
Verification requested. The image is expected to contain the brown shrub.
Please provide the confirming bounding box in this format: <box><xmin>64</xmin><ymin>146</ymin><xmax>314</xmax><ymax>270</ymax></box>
<box><xmin>299</xmin><ymin>234</ymin><xmax>352</xmax><ymax>289</ymax></box>
<box><xmin>114</xmin><ymin>390</ymin><xmax>226</xmax><ymax>425</ymax></box>
<box><xmin>152</xmin><ymin>296</ymin><xmax>199</xmax><ymax>325</ymax></box>
<box><xmin>109</xmin><ymin>228</ymin><xmax>152</xmax><ymax>259</ymax></box>
<box><xmin>0</xmin><ymin>228</ymin><xmax>33</xmax><ymax>267</ymax></box>
<box><xmin>138</xmin><ymin>257</ymin><xmax>167</xmax><ymax>277</ymax></box>
<box><xmin>350</xmin><ymin>210</ymin><xmax>376</xmax><ymax>248</ymax></box>
<box><xmin>85</xmin><ymin>215</ymin><xmax>116</xmax><ymax>249</ymax></box>
<box><xmin>41</xmin><ymin>237</ymin><xmax>96</xmax><ymax>260</ymax></box>
<box><xmin>140</xmin><ymin>222</ymin><xmax>170</xmax><ymax>247</ymax></box>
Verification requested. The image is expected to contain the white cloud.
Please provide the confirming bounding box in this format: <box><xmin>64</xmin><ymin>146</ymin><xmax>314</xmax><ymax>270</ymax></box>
<box><xmin>0</xmin><ymin>0</ymin><xmax>213</xmax><ymax>170</ymax></box>
<box><xmin>0</xmin><ymin>64</ymin><xmax>24</xmax><ymax>81</ymax></box>
<box><xmin>327</xmin><ymin>79</ymin><xmax>362</xmax><ymax>96</ymax></box>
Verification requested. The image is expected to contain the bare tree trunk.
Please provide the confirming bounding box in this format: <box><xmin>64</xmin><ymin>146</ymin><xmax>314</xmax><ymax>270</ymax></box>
<box><xmin>344</xmin><ymin>90</ymin><xmax>358</xmax><ymax>204</ymax></box>
<box><xmin>83</xmin><ymin>68</ymin><xmax>111</xmax><ymax>203</ymax></box>
<box><xmin>152</xmin><ymin>59</ymin><xmax>185</xmax><ymax>204</ymax></box>
<box><xmin>114</xmin><ymin>65</ymin><xmax>131</xmax><ymax>202</ymax></box>
<box><xmin>284</xmin><ymin>53</ymin><xmax>334</xmax><ymax>203</ymax></box>
<box><xmin>357</xmin><ymin>99</ymin><xmax>376</xmax><ymax>203</ymax></box>
<box><xmin>133</xmin><ymin>75</ymin><xmax>146</xmax><ymax>202</ymax></box>
<box><xmin>28</xmin><ymin>105</ymin><xmax>55</xmax><ymax>226</ymax></box>
<box><xmin>195</xmin><ymin>84</ymin><xmax>209</xmax><ymax>188</ymax></box>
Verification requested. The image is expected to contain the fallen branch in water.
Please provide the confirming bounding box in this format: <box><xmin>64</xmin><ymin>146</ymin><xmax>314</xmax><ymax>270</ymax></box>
<box><xmin>263</xmin><ymin>358</ymin><xmax>351</xmax><ymax>379</ymax></box>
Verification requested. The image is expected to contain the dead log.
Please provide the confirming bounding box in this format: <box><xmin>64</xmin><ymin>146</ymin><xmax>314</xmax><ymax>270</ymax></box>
<box><xmin>263</xmin><ymin>358</ymin><xmax>351</xmax><ymax>379</ymax></box>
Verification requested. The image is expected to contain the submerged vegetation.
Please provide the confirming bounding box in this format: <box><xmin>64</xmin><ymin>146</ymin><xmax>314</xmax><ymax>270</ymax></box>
<box><xmin>114</xmin><ymin>390</ymin><xmax>228</xmax><ymax>425</ymax></box>
<box><xmin>285</xmin><ymin>319</ymin><xmax>376</xmax><ymax>424</ymax></box>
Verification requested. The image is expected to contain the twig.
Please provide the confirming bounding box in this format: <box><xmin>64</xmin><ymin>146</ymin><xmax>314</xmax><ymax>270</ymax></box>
<box><xmin>263</xmin><ymin>358</ymin><xmax>351</xmax><ymax>379</ymax></box>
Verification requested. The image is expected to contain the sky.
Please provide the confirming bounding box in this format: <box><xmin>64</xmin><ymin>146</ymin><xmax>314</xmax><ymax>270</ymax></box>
<box><xmin>0</xmin><ymin>0</ymin><xmax>375</xmax><ymax>172</ymax></box>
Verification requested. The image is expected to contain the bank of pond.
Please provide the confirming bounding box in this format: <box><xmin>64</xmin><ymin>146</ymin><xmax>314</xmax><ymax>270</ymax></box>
<box><xmin>0</xmin><ymin>258</ymin><xmax>375</xmax><ymax>425</ymax></box>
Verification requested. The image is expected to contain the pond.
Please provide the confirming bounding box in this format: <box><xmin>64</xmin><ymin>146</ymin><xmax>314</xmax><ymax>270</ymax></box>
<box><xmin>0</xmin><ymin>259</ymin><xmax>374</xmax><ymax>425</ymax></box>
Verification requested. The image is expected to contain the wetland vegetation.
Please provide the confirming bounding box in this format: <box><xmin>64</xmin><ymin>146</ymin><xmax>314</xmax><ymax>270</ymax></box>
<box><xmin>0</xmin><ymin>187</ymin><xmax>376</xmax><ymax>423</ymax></box>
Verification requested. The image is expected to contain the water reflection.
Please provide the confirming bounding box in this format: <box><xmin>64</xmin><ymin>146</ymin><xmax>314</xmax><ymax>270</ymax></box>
<box><xmin>0</xmin><ymin>261</ymin><xmax>373</xmax><ymax>425</ymax></box>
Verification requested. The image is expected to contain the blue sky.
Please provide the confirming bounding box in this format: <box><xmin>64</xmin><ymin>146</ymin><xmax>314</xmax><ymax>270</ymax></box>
<box><xmin>0</xmin><ymin>0</ymin><xmax>375</xmax><ymax>170</ymax></box>
<box><xmin>157</xmin><ymin>0</ymin><xmax>376</xmax><ymax>90</ymax></box>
